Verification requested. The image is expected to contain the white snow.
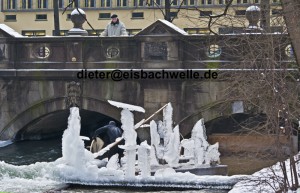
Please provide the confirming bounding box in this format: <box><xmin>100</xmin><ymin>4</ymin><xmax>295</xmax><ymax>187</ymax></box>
<box><xmin>138</xmin><ymin>141</ymin><xmax>151</xmax><ymax>177</ymax></box>
<box><xmin>230</xmin><ymin>153</ymin><xmax>300</xmax><ymax>193</ymax></box>
<box><xmin>191</xmin><ymin>118</ymin><xmax>220</xmax><ymax>165</ymax></box>
<box><xmin>162</xmin><ymin>103</ymin><xmax>180</xmax><ymax>167</ymax></box>
<box><xmin>108</xmin><ymin>100</ymin><xmax>145</xmax><ymax>112</ymax></box>
<box><xmin>158</xmin><ymin>19</ymin><xmax>188</xmax><ymax>35</ymax></box>
<box><xmin>0</xmin><ymin>140</ymin><xmax>13</xmax><ymax>147</ymax></box>
<box><xmin>68</xmin><ymin>28</ymin><xmax>87</xmax><ymax>32</ymax></box>
<box><xmin>150</xmin><ymin>120</ymin><xmax>160</xmax><ymax>165</ymax></box>
<box><xmin>71</xmin><ymin>8</ymin><xmax>86</xmax><ymax>15</ymax></box>
<box><xmin>0</xmin><ymin>24</ymin><xmax>23</xmax><ymax>37</ymax></box>
<box><xmin>246</xmin><ymin>5</ymin><xmax>261</xmax><ymax>12</ymax></box>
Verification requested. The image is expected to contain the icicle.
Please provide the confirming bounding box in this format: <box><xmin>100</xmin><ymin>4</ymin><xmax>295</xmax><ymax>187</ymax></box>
<box><xmin>138</xmin><ymin>141</ymin><xmax>151</xmax><ymax>178</ymax></box>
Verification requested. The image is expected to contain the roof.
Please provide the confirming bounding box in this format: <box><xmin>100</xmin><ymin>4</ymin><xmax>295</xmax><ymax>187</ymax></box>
<box><xmin>0</xmin><ymin>24</ymin><xmax>23</xmax><ymax>38</ymax></box>
<box><xmin>135</xmin><ymin>19</ymin><xmax>188</xmax><ymax>36</ymax></box>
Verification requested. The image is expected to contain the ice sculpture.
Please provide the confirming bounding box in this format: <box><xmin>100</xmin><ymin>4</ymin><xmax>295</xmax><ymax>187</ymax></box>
<box><xmin>108</xmin><ymin>100</ymin><xmax>145</xmax><ymax>179</ymax></box>
<box><xmin>162</xmin><ymin>103</ymin><xmax>180</xmax><ymax>167</ymax></box>
<box><xmin>138</xmin><ymin>141</ymin><xmax>151</xmax><ymax>178</ymax></box>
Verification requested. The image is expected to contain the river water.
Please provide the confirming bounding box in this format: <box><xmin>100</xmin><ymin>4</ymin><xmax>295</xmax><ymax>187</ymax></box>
<box><xmin>0</xmin><ymin>139</ymin><xmax>229</xmax><ymax>193</ymax></box>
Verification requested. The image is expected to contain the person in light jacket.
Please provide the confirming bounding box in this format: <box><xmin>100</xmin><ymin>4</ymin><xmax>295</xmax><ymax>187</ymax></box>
<box><xmin>100</xmin><ymin>14</ymin><xmax>128</xmax><ymax>37</ymax></box>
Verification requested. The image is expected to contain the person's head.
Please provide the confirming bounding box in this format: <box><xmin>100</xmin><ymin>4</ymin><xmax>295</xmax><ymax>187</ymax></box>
<box><xmin>109</xmin><ymin>121</ymin><xmax>116</xmax><ymax>126</ymax></box>
<box><xmin>110</xmin><ymin>14</ymin><xmax>118</xmax><ymax>23</ymax></box>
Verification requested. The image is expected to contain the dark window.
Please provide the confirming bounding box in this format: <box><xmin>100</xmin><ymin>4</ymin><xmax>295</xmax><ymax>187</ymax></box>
<box><xmin>172</xmin><ymin>0</ymin><xmax>178</xmax><ymax>6</ymax></box>
<box><xmin>22</xmin><ymin>0</ymin><xmax>32</xmax><ymax>9</ymax></box>
<box><xmin>235</xmin><ymin>10</ymin><xmax>246</xmax><ymax>15</ymax></box>
<box><xmin>59</xmin><ymin>0</ymin><xmax>63</xmax><ymax>8</ymax></box>
<box><xmin>219</xmin><ymin>0</ymin><xmax>223</xmax><ymax>4</ymax></box>
<box><xmin>7</xmin><ymin>0</ymin><xmax>16</xmax><ymax>9</ymax></box>
<box><xmin>170</xmin><ymin>12</ymin><xmax>178</xmax><ymax>18</ymax></box>
<box><xmin>37</xmin><ymin>0</ymin><xmax>48</xmax><ymax>8</ymax></box>
<box><xmin>132</xmin><ymin>12</ymin><xmax>144</xmax><ymax>18</ymax></box>
<box><xmin>237</xmin><ymin>0</ymin><xmax>241</xmax><ymax>3</ymax></box>
<box><xmin>5</xmin><ymin>15</ymin><xmax>16</xmax><ymax>21</ymax></box>
<box><xmin>99</xmin><ymin>13</ymin><xmax>111</xmax><ymax>19</ymax></box>
<box><xmin>243</xmin><ymin>0</ymin><xmax>247</xmax><ymax>3</ymax></box>
<box><xmin>200</xmin><ymin>11</ymin><xmax>212</xmax><ymax>16</ymax></box>
<box><xmin>36</xmin><ymin>14</ymin><xmax>47</xmax><ymax>20</ymax></box>
<box><xmin>134</xmin><ymin>0</ymin><xmax>144</xmax><ymax>6</ymax></box>
<box><xmin>272</xmin><ymin>9</ymin><xmax>282</xmax><ymax>15</ymax></box>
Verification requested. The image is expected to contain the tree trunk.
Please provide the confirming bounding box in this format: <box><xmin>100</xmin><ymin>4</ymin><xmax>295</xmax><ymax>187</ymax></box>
<box><xmin>281</xmin><ymin>0</ymin><xmax>300</xmax><ymax>66</ymax></box>
<box><xmin>165</xmin><ymin>0</ymin><xmax>171</xmax><ymax>22</ymax></box>
<box><xmin>260</xmin><ymin>0</ymin><xmax>270</xmax><ymax>32</ymax></box>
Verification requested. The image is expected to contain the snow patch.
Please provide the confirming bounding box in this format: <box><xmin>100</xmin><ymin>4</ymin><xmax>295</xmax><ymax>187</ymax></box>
<box><xmin>246</xmin><ymin>5</ymin><xmax>260</xmax><ymax>12</ymax></box>
<box><xmin>108</xmin><ymin>100</ymin><xmax>145</xmax><ymax>112</ymax></box>
<box><xmin>0</xmin><ymin>24</ymin><xmax>23</xmax><ymax>37</ymax></box>
<box><xmin>71</xmin><ymin>8</ymin><xmax>86</xmax><ymax>15</ymax></box>
<box><xmin>158</xmin><ymin>19</ymin><xmax>188</xmax><ymax>35</ymax></box>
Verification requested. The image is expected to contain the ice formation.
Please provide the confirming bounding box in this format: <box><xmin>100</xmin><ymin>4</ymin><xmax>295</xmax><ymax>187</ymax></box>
<box><xmin>138</xmin><ymin>141</ymin><xmax>151</xmax><ymax>178</ymax></box>
<box><xmin>189</xmin><ymin>118</ymin><xmax>220</xmax><ymax>165</ymax></box>
<box><xmin>150</xmin><ymin>120</ymin><xmax>160</xmax><ymax>165</ymax></box>
<box><xmin>0</xmin><ymin>102</ymin><xmax>247</xmax><ymax>192</ymax></box>
<box><xmin>162</xmin><ymin>103</ymin><xmax>180</xmax><ymax>167</ymax></box>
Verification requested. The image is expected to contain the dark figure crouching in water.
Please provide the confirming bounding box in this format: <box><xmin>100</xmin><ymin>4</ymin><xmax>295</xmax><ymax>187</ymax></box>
<box><xmin>93</xmin><ymin>121</ymin><xmax>124</xmax><ymax>162</ymax></box>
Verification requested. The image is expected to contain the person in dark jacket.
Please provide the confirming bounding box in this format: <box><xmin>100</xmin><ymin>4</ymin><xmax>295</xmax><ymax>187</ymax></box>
<box><xmin>93</xmin><ymin>121</ymin><xmax>124</xmax><ymax>161</ymax></box>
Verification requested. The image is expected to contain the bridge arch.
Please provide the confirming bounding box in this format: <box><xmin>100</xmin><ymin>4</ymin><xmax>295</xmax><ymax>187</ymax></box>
<box><xmin>0</xmin><ymin>97</ymin><xmax>120</xmax><ymax>140</ymax></box>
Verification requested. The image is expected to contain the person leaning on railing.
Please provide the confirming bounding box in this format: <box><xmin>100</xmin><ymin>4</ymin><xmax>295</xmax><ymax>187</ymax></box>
<box><xmin>100</xmin><ymin>14</ymin><xmax>128</xmax><ymax>37</ymax></box>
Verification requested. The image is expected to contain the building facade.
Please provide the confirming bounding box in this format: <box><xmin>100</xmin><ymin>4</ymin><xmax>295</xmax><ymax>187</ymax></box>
<box><xmin>0</xmin><ymin>0</ymin><xmax>283</xmax><ymax>36</ymax></box>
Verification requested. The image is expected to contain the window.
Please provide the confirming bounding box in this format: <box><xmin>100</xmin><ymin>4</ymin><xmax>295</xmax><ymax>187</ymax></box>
<box><xmin>273</xmin><ymin>0</ymin><xmax>279</xmax><ymax>3</ymax></box>
<box><xmin>85</xmin><ymin>0</ymin><xmax>95</xmax><ymax>7</ymax></box>
<box><xmin>52</xmin><ymin>30</ymin><xmax>68</xmax><ymax>36</ymax></box>
<box><xmin>36</xmin><ymin>14</ymin><xmax>47</xmax><ymax>20</ymax></box>
<box><xmin>22</xmin><ymin>0</ymin><xmax>32</xmax><ymax>9</ymax></box>
<box><xmin>5</xmin><ymin>15</ymin><xmax>16</xmax><ymax>21</ymax></box>
<box><xmin>100</xmin><ymin>0</ymin><xmax>111</xmax><ymax>7</ymax></box>
<box><xmin>170</xmin><ymin>12</ymin><xmax>178</xmax><ymax>18</ymax></box>
<box><xmin>7</xmin><ymin>0</ymin><xmax>16</xmax><ymax>9</ymax></box>
<box><xmin>219</xmin><ymin>0</ymin><xmax>224</xmax><ymax>4</ymax></box>
<box><xmin>117</xmin><ymin>0</ymin><xmax>127</xmax><ymax>6</ymax></box>
<box><xmin>254</xmin><ymin>0</ymin><xmax>259</xmax><ymax>3</ymax></box>
<box><xmin>37</xmin><ymin>0</ymin><xmax>48</xmax><ymax>8</ymax></box>
<box><xmin>68</xmin><ymin>0</ymin><xmax>75</xmax><ymax>8</ymax></box>
<box><xmin>127</xmin><ymin>29</ymin><xmax>141</xmax><ymax>36</ymax></box>
<box><xmin>58</xmin><ymin>0</ymin><xmax>63</xmax><ymax>8</ymax></box>
<box><xmin>172</xmin><ymin>0</ymin><xmax>178</xmax><ymax>6</ymax></box>
<box><xmin>200</xmin><ymin>11</ymin><xmax>212</xmax><ymax>16</ymax></box>
<box><xmin>235</xmin><ymin>10</ymin><xmax>246</xmax><ymax>15</ymax></box>
<box><xmin>184</xmin><ymin>28</ymin><xmax>210</xmax><ymax>34</ymax></box>
<box><xmin>201</xmin><ymin>0</ymin><xmax>212</xmax><ymax>4</ymax></box>
<box><xmin>99</xmin><ymin>13</ymin><xmax>111</xmax><ymax>19</ymax></box>
<box><xmin>132</xmin><ymin>12</ymin><xmax>144</xmax><ymax>18</ymax></box>
<box><xmin>134</xmin><ymin>0</ymin><xmax>144</xmax><ymax>6</ymax></box>
<box><xmin>243</xmin><ymin>0</ymin><xmax>248</xmax><ymax>3</ymax></box>
<box><xmin>272</xmin><ymin>9</ymin><xmax>282</xmax><ymax>15</ymax></box>
<box><xmin>22</xmin><ymin>30</ymin><xmax>46</xmax><ymax>36</ymax></box>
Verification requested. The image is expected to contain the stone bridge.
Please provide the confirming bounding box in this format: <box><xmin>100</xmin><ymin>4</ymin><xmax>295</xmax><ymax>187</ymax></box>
<box><xmin>0</xmin><ymin>20</ymin><xmax>292</xmax><ymax>141</ymax></box>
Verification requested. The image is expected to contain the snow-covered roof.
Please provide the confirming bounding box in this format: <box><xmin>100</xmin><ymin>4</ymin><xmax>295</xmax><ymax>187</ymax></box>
<box><xmin>135</xmin><ymin>19</ymin><xmax>187</xmax><ymax>36</ymax></box>
<box><xmin>0</xmin><ymin>24</ymin><xmax>23</xmax><ymax>37</ymax></box>
<box><xmin>157</xmin><ymin>19</ymin><xmax>188</xmax><ymax>35</ymax></box>
<box><xmin>71</xmin><ymin>8</ymin><xmax>86</xmax><ymax>15</ymax></box>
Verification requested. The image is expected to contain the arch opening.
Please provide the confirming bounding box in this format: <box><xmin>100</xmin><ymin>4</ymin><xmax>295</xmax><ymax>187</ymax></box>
<box><xmin>15</xmin><ymin>109</ymin><xmax>121</xmax><ymax>141</ymax></box>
